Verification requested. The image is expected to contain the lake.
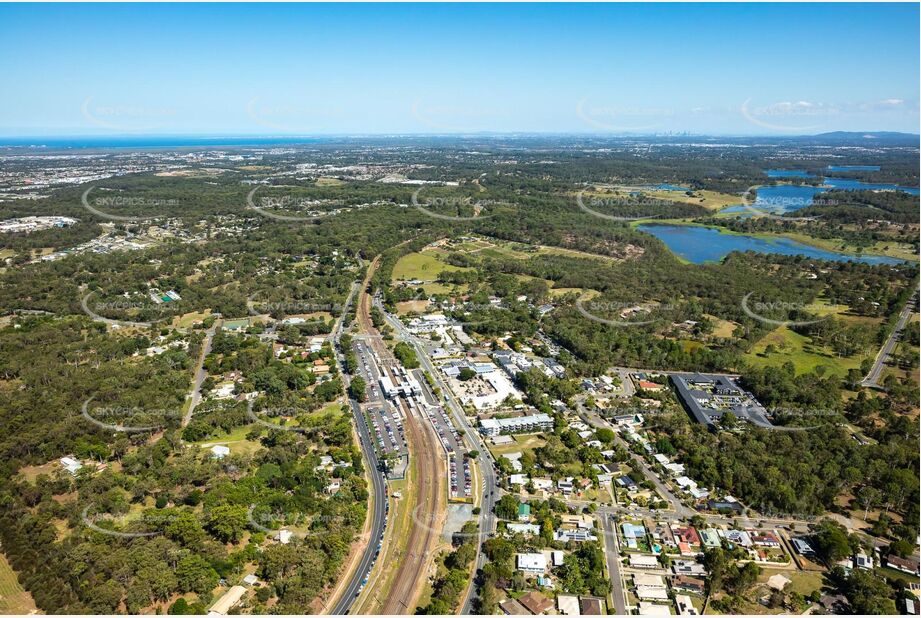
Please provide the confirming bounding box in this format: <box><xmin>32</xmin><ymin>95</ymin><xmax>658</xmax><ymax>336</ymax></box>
<box><xmin>827</xmin><ymin>165</ymin><xmax>881</xmax><ymax>172</ymax></box>
<box><xmin>765</xmin><ymin>169</ymin><xmax>813</xmax><ymax>178</ymax></box>
<box><xmin>637</xmin><ymin>223</ymin><xmax>905</xmax><ymax>265</ymax></box>
<box><xmin>722</xmin><ymin>171</ymin><xmax>920</xmax><ymax>215</ymax></box>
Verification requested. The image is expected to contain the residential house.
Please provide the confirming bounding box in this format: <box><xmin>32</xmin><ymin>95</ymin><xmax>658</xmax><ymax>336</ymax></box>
<box><xmin>671</xmin><ymin>576</ymin><xmax>705</xmax><ymax>595</ymax></box>
<box><xmin>208</xmin><ymin>586</ymin><xmax>247</xmax><ymax>616</ymax></box>
<box><xmin>622</xmin><ymin>522</ymin><xmax>647</xmax><ymax>549</ymax></box>
<box><xmin>671</xmin><ymin>560</ymin><xmax>707</xmax><ymax>577</ymax></box>
<box><xmin>579</xmin><ymin>597</ymin><xmax>605</xmax><ymax>615</ymax></box>
<box><xmin>517</xmin><ymin>553</ymin><xmax>547</xmax><ymax>574</ymax></box>
<box><xmin>518</xmin><ymin>503</ymin><xmax>531</xmax><ymax>521</ymax></box>
<box><xmin>59</xmin><ymin>456</ymin><xmax>83</xmax><ymax>476</ymax></box>
<box><xmin>791</xmin><ymin>538</ymin><xmax>816</xmax><ymax>557</ymax></box>
<box><xmin>500</xmin><ymin>599</ymin><xmax>529</xmax><ymax>615</ymax></box>
<box><xmin>675</xmin><ymin>595</ymin><xmax>699</xmax><ymax>616</ymax></box>
<box><xmin>210</xmin><ymin>445</ymin><xmax>230</xmax><ymax>459</ymax></box>
<box><xmin>507</xmin><ymin>523</ymin><xmax>541</xmax><ymax>536</ymax></box>
<box><xmin>519</xmin><ymin>590</ymin><xmax>553</xmax><ymax>615</ymax></box>
<box><xmin>557</xmin><ymin>595</ymin><xmax>581</xmax><ymax>616</ymax></box>
<box><xmin>699</xmin><ymin>529</ymin><xmax>721</xmax><ymax>549</ymax></box>
<box><xmin>630</xmin><ymin>554</ymin><xmax>661</xmax><ymax>569</ymax></box>
<box><xmin>637</xmin><ymin>602</ymin><xmax>673</xmax><ymax>615</ymax></box>
<box><xmin>752</xmin><ymin>531</ymin><xmax>781</xmax><ymax>548</ymax></box>
<box><xmin>885</xmin><ymin>554</ymin><xmax>920</xmax><ymax>576</ymax></box>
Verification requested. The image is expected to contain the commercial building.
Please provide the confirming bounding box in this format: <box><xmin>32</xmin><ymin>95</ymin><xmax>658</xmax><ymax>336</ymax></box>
<box><xmin>670</xmin><ymin>373</ymin><xmax>773</xmax><ymax>429</ymax></box>
<box><xmin>479</xmin><ymin>413</ymin><xmax>553</xmax><ymax>436</ymax></box>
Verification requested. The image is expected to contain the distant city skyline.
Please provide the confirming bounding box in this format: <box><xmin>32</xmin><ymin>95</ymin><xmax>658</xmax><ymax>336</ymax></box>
<box><xmin>1</xmin><ymin>3</ymin><xmax>918</xmax><ymax>136</ymax></box>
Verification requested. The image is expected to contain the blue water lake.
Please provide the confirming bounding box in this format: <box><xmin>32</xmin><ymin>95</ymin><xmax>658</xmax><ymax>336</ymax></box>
<box><xmin>765</xmin><ymin>169</ymin><xmax>813</xmax><ymax>178</ymax></box>
<box><xmin>827</xmin><ymin>165</ymin><xmax>881</xmax><ymax>172</ymax></box>
<box><xmin>637</xmin><ymin>224</ymin><xmax>905</xmax><ymax>265</ymax></box>
<box><xmin>823</xmin><ymin>177</ymin><xmax>920</xmax><ymax>195</ymax></box>
<box><xmin>722</xmin><ymin>169</ymin><xmax>919</xmax><ymax>215</ymax></box>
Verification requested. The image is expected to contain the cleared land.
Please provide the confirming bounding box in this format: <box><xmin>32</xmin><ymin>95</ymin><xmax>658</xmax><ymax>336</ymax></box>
<box><xmin>392</xmin><ymin>251</ymin><xmax>470</xmax><ymax>282</ymax></box>
<box><xmin>0</xmin><ymin>551</ymin><xmax>38</xmax><ymax>615</ymax></box>
<box><xmin>744</xmin><ymin>326</ymin><xmax>868</xmax><ymax>377</ymax></box>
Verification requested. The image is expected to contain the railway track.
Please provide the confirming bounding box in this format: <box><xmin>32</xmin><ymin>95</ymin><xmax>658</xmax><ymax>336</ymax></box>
<box><xmin>354</xmin><ymin>253</ymin><xmax>445</xmax><ymax>614</ymax></box>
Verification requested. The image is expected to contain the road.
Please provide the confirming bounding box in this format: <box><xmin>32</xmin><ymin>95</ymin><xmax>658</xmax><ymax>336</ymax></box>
<box><xmin>330</xmin><ymin>400</ymin><xmax>388</xmax><ymax>614</ymax></box>
<box><xmin>328</xmin><ymin>278</ymin><xmax>390</xmax><ymax>615</ymax></box>
<box><xmin>378</xmin><ymin>302</ymin><xmax>500</xmax><ymax>614</ymax></box>
<box><xmin>599</xmin><ymin>513</ymin><xmax>627</xmax><ymax>615</ymax></box>
<box><xmin>861</xmin><ymin>290</ymin><xmax>917</xmax><ymax>389</ymax></box>
<box><xmin>352</xmin><ymin>259</ymin><xmax>444</xmax><ymax>615</ymax></box>
<box><xmin>182</xmin><ymin>322</ymin><xmax>217</xmax><ymax>427</ymax></box>
<box><xmin>574</xmin><ymin>398</ymin><xmax>692</xmax><ymax>517</ymax></box>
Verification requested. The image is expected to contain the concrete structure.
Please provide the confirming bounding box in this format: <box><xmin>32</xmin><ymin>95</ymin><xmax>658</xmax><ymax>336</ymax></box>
<box><xmin>210</xmin><ymin>445</ymin><xmax>230</xmax><ymax>459</ymax></box>
<box><xmin>208</xmin><ymin>586</ymin><xmax>247</xmax><ymax>615</ymax></box>
<box><xmin>630</xmin><ymin>554</ymin><xmax>661</xmax><ymax>569</ymax></box>
<box><xmin>557</xmin><ymin>595</ymin><xmax>581</xmax><ymax>616</ymax></box>
<box><xmin>671</xmin><ymin>373</ymin><xmax>772</xmax><ymax>429</ymax></box>
<box><xmin>479</xmin><ymin>413</ymin><xmax>553</xmax><ymax>436</ymax></box>
<box><xmin>59</xmin><ymin>456</ymin><xmax>83</xmax><ymax>475</ymax></box>
<box><xmin>517</xmin><ymin>553</ymin><xmax>547</xmax><ymax>573</ymax></box>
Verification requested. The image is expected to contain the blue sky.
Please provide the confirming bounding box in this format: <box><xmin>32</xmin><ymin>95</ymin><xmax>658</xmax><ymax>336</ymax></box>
<box><xmin>1</xmin><ymin>3</ymin><xmax>918</xmax><ymax>136</ymax></box>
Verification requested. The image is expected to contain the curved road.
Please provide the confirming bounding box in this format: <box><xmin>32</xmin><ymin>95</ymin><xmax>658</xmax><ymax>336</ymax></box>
<box><xmin>330</xmin><ymin>279</ymin><xmax>390</xmax><ymax>615</ymax></box>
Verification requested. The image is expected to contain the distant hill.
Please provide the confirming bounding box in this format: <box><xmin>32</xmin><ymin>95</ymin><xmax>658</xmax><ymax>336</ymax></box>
<box><xmin>812</xmin><ymin>131</ymin><xmax>920</xmax><ymax>145</ymax></box>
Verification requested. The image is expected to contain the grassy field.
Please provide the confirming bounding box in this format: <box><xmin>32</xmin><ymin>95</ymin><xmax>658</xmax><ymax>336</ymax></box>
<box><xmin>550</xmin><ymin>287</ymin><xmax>596</xmax><ymax>299</ymax></box>
<box><xmin>190</xmin><ymin>424</ymin><xmax>263</xmax><ymax>456</ymax></box>
<box><xmin>644</xmin><ymin>188</ymin><xmax>743</xmax><ymax>211</ymax></box>
<box><xmin>0</xmin><ymin>550</ymin><xmax>37</xmax><ymax>615</ymax></box>
<box><xmin>392</xmin><ymin>251</ymin><xmax>470</xmax><ymax>282</ymax></box>
<box><xmin>744</xmin><ymin>326</ymin><xmax>867</xmax><ymax>377</ymax></box>
<box><xmin>487</xmin><ymin>433</ymin><xmax>547</xmax><ymax>459</ymax></box>
<box><xmin>171</xmin><ymin>310</ymin><xmax>212</xmax><ymax>329</ymax></box>
<box><xmin>707</xmin><ymin>315</ymin><xmax>739</xmax><ymax>339</ymax></box>
<box><xmin>780</xmin><ymin>232</ymin><xmax>918</xmax><ymax>262</ymax></box>
<box><xmin>585</xmin><ymin>187</ymin><xmax>743</xmax><ymax>212</ymax></box>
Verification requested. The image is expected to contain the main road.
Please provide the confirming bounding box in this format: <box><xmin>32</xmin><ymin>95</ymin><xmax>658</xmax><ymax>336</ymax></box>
<box><xmin>861</xmin><ymin>289</ymin><xmax>917</xmax><ymax>389</ymax></box>
<box><xmin>377</xmin><ymin>301</ymin><xmax>501</xmax><ymax>614</ymax></box>
<box><xmin>349</xmin><ymin>257</ymin><xmax>445</xmax><ymax>615</ymax></box>
<box><xmin>328</xmin><ymin>278</ymin><xmax>390</xmax><ymax>615</ymax></box>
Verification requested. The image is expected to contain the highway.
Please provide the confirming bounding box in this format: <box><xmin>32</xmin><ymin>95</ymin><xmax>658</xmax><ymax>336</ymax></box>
<box><xmin>328</xmin><ymin>279</ymin><xmax>390</xmax><ymax>615</ymax></box>
<box><xmin>350</xmin><ymin>261</ymin><xmax>444</xmax><ymax>615</ymax></box>
<box><xmin>377</xmin><ymin>301</ymin><xmax>500</xmax><ymax>614</ymax></box>
<box><xmin>861</xmin><ymin>290</ymin><xmax>917</xmax><ymax>389</ymax></box>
